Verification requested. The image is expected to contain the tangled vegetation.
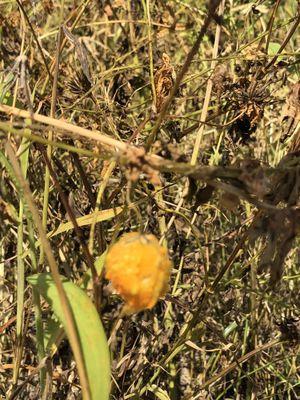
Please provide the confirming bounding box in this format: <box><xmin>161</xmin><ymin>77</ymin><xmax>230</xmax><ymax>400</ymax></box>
<box><xmin>0</xmin><ymin>0</ymin><xmax>299</xmax><ymax>399</ymax></box>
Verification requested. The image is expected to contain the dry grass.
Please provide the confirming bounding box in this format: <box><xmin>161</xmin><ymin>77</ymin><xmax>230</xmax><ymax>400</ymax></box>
<box><xmin>0</xmin><ymin>1</ymin><xmax>299</xmax><ymax>399</ymax></box>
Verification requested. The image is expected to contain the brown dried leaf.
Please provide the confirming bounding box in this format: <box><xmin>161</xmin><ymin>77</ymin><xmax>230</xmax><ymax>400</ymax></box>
<box><xmin>219</xmin><ymin>192</ymin><xmax>240</xmax><ymax>212</ymax></box>
<box><xmin>254</xmin><ymin>209</ymin><xmax>300</xmax><ymax>284</ymax></box>
<box><xmin>281</xmin><ymin>82</ymin><xmax>300</xmax><ymax>121</ymax></box>
<box><xmin>257</xmin><ymin>239</ymin><xmax>276</xmax><ymax>274</ymax></box>
<box><xmin>63</xmin><ymin>26</ymin><xmax>92</xmax><ymax>84</ymax></box>
<box><xmin>238</xmin><ymin>159</ymin><xmax>270</xmax><ymax>198</ymax></box>
<box><xmin>154</xmin><ymin>53</ymin><xmax>176</xmax><ymax>113</ymax></box>
<box><xmin>281</xmin><ymin>82</ymin><xmax>300</xmax><ymax>141</ymax></box>
<box><xmin>212</xmin><ymin>64</ymin><xmax>232</xmax><ymax>98</ymax></box>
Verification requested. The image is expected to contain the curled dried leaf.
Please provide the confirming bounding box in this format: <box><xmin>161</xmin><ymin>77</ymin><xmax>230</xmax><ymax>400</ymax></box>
<box><xmin>154</xmin><ymin>53</ymin><xmax>176</xmax><ymax>113</ymax></box>
<box><xmin>63</xmin><ymin>25</ymin><xmax>92</xmax><ymax>84</ymax></box>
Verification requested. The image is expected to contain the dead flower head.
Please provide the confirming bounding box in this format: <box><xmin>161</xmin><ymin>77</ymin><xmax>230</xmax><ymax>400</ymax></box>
<box><xmin>121</xmin><ymin>147</ymin><xmax>161</xmax><ymax>186</ymax></box>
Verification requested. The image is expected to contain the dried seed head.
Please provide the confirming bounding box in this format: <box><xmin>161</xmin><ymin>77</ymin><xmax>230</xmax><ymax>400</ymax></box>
<box><xmin>277</xmin><ymin>317</ymin><xmax>300</xmax><ymax>345</ymax></box>
<box><xmin>105</xmin><ymin>232</ymin><xmax>172</xmax><ymax>313</ymax></box>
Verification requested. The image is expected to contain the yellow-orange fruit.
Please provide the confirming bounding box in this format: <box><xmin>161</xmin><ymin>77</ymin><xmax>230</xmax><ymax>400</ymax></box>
<box><xmin>105</xmin><ymin>232</ymin><xmax>172</xmax><ymax>313</ymax></box>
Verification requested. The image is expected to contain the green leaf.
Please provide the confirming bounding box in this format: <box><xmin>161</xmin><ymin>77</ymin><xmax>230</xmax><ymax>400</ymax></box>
<box><xmin>148</xmin><ymin>385</ymin><xmax>171</xmax><ymax>400</ymax></box>
<box><xmin>43</xmin><ymin>315</ymin><xmax>62</xmax><ymax>352</ymax></box>
<box><xmin>268</xmin><ymin>42</ymin><xmax>284</xmax><ymax>61</ymax></box>
<box><xmin>268</xmin><ymin>42</ymin><xmax>281</xmax><ymax>55</ymax></box>
<box><xmin>223</xmin><ymin>321</ymin><xmax>238</xmax><ymax>338</ymax></box>
<box><xmin>1</xmin><ymin>91</ymin><xmax>14</xmax><ymax>106</ymax></box>
<box><xmin>28</xmin><ymin>273</ymin><xmax>110</xmax><ymax>400</ymax></box>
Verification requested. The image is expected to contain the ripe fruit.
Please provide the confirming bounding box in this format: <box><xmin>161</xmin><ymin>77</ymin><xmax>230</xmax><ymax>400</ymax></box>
<box><xmin>105</xmin><ymin>232</ymin><xmax>172</xmax><ymax>313</ymax></box>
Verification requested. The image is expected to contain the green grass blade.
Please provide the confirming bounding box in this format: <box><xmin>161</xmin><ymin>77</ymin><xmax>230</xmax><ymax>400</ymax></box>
<box><xmin>14</xmin><ymin>137</ymin><xmax>30</xmax><ymax>383</ymax></box>
<box><xmin>27</xmin><ymin>273</ymin><xmax>111</xmax><ymax>400</ymax></box>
